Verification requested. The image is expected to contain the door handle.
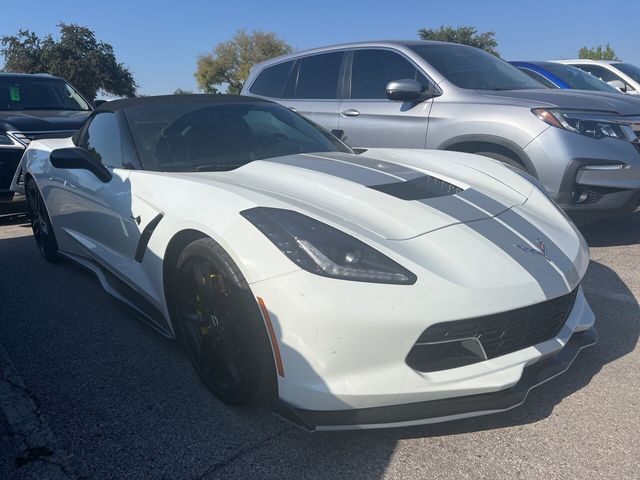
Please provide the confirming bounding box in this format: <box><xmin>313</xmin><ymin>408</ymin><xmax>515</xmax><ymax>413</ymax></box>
<box><xmin>340</xmin><ymin>109</ymin><xmax>360</xmax><ymax>117</ymax></box>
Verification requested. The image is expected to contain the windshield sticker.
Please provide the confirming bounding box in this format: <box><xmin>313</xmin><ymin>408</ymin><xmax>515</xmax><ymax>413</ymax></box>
<box><xmin>9</xmin><ymin>86</ymin><xmax>20</xmax><ymax>102</ymax></box>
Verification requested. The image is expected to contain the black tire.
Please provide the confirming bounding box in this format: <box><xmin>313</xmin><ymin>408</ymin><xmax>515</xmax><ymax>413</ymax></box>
<box><xmin>475</xmin><ymin>151</ymin><xmax>526</xmax><ymax>171</ymax></box>
<box><xmin>171</xmin><ymin>237</ymin><xmax>274</xmax><ymax>405</ymax></box>
<box><xmin>25</xmin><ymin>179</ymin><xmax>59</xmax><ymax>262</ymax></box>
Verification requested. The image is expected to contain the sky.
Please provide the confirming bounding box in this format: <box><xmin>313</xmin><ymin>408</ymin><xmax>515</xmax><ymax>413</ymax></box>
<box><xmin>0</xmin><ymin>0</ymin><xmax>638</xmax><ymax>96</ymax></box>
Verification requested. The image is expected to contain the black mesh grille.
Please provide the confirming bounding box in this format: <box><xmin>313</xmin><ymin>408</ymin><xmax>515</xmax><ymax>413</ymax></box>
<box><xmin>414</xmin><ymin>288</ymin><xmax>579</xmax><ymax>360</ymax></box>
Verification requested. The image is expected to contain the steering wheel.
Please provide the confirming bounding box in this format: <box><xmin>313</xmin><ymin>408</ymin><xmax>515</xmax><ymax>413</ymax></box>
<box><xmin>252</xmin><ymin>133</ymin><xmax>290</xmax><ymax>152</ymax></box>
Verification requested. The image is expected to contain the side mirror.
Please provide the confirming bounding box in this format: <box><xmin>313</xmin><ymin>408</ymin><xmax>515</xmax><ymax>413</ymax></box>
<box><xmin>385</xmin><ymin>79</ymin><xmax>438</xmax><ymax>102</ymax></box>
<box><xmin>607</xmin><ymin>79</ymin><xmax>627</xmax><ymax>92</ymax></box>
<box><xmin>50</xmin><ymin>147</ymin><xmax>112</xmax><ymax>183</ymax></box>
<box><xmin>93</xmin><ymin>99</ymin><xmax>108</xmax><ymax>108</ymax></box>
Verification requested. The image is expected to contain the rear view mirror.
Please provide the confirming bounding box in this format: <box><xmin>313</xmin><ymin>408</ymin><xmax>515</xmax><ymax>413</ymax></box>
<box><xmin>386</xmin><ymin>79</ymin><xmax>439</xmax><ymax>102</ymax></box>
<box><xmin>93</xmin><ymin>99</ymin><xmax>108</xmax><ymax>108</ymax></box>
<box><xmin>50</xmin><ymin>147</ymin><xmax>112</xmax><ymax>183</ymax></box>
<box><xmin>607</xmin><ymin>79</ymin><xmax>627</xmax><ymax>92</ymax></box>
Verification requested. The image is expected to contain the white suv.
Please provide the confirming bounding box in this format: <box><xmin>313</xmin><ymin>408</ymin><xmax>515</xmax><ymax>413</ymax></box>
<box><xmin>554</xmin><ymin>59</ymin><xmax>640</xmax><ymax>95</ymax></box>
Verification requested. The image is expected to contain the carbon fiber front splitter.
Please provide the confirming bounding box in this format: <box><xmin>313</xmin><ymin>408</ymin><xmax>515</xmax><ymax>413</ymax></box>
<box><xmin>272</xmin><ymin>327</ymin><xmax>597</xmax><ymax>431</ymax></box>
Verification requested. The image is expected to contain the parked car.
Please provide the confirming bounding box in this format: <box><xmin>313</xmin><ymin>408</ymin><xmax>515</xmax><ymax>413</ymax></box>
<box><xmin>13</xmin><ymin>95</ymin><xmax>595</xmax><ymax>430</ymax></box>
<box><xmin>0</xmin><ymin>73</ymin><xmax>92</xmax><ymax>211</ymax></box>
<box><xmin>242</xmin><ymin>41</ymin><xmax>640</xmax><ymax>224</ymax></box>
<box><xmin>554</xmin><ymin>59</ymin><xmax>640</xmax><ymax>95</ymax></box>
<box><xmin>510</xmin><ymin>61</ymin><xmax>621</xmax><ymax>93</ymax></box>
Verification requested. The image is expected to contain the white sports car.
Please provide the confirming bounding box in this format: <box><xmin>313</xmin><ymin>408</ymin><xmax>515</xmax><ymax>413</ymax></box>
<box><xmin>12</xmin><ymin>95</ymin><xmax>596</xmax><ymax>431</ymax></box>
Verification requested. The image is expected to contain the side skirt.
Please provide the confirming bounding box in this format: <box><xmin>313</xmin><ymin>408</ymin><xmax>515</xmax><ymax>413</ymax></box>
<box><xmin>59</xmin><ymin>251</ymin><xmax>175</xmax><ymax>338</ymax></box>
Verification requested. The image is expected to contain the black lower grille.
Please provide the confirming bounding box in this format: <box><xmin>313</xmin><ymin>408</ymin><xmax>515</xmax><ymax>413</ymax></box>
<box><xmin>413</xmin><ymin>288</ymin><xmax>579</xmax><ymax>361</ymax></box>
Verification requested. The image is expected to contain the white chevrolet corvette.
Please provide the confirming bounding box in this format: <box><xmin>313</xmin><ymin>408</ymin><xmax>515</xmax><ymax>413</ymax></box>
<box><xmin>12</xmin><ymin>95</ymin><xmax>596</xmax><ymax>431</ymax></box>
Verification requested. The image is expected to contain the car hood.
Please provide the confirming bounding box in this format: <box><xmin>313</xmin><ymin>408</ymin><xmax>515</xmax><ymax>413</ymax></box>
<box><xmin>0</xmin><ymin>110</ymin><xmax>90</xmax><ymax>132</ymax></box>
<box><xmin>478</xmin><ymin>89</ymin><xmax>640</xmax><ymax>115</ymax></box>
<box><xmin>176</xmin><ymin>150</ymin><xmax>534</xmax><ymax>240</ymax></box>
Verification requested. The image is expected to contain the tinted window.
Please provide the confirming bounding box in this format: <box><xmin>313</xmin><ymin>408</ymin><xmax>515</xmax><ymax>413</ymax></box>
<box><xmin>517</xmin><ymin>68</ymin><xmax>559</xmax><ymax>89</ymax></box>
<box><xmin>351</xmin><ymin>50</ymin><xmax>429</xmax><ymax>99</ymax></box>
<box><xmin>0</xmin><ymin>77</ymin><xmax>91</xmax><ymax>111</ymax></box>
<box><xmin>82</xmin><ymin>113</ymin><xmax>123</xmax><ymax>168</ymax></box>
<box><xmin>613</xmin><ymin>63</ymin><xmax>640</xmax><ymax>83</ymax></box>
<box><xmin>249</xmin><ymin>61</ymin><xmax>294</xmax><ymax>98</ymax></box>
<box><xmin>572</xmin><ymin>64</ymin><xmax>619</xmax><ymax>83</ymax></box>
<box><xmin>542</xmin><ymin>63</ymin><xmax>619</xmax><ymax>92</ymax></box>
<box><xmin>410</xmin><ymin>44</ymin><xmax>543</xmax><ymax>90</ymax></box>
<box><xmin>124</xmin><ymin>102</ymin><xmax>351</xmax><ymax>171</ymax></box>
<box><xmin>290</xmin><ymin>52</ymin><xmax>343</xmax><ymax>99</ymax></box>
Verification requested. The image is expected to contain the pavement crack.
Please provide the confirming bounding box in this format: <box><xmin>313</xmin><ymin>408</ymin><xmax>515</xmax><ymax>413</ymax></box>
<box><xmin>0</xmin><ymin>342</ymin><xmax>78</xmax><ymax>479</ymax></box>
<box><xmin>197</xmin><ymin>426</ymin><xmax>293</xmax><ymax>478</ymax></box>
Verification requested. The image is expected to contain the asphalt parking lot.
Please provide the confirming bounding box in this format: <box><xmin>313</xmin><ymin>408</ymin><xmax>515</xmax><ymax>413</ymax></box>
<box><xmin>0</xmin><ymin>211</ymin><xmax>638</xmax><ymax>480</ymax></box>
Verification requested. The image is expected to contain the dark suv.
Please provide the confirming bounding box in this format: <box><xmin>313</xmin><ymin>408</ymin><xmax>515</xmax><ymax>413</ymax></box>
<box><xmin>0</xmin><ymin>73</ymin><xmax>92</xmax><ymax>210</ymax></box>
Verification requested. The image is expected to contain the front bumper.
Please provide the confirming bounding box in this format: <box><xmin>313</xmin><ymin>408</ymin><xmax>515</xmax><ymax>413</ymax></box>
<box><xmin>524</xmin><ymin>127</ymin><xmax>640</xmax><ymax>222</ymax></box>
<box><xmin>0</xmin><ymin>148</ymin><xmax>24</xmax><ymax>200</ymax></box>
<box><xmin>273</xmin><ymin>327</ymin><xmax>597</xmax><ymax>431</ymax></box>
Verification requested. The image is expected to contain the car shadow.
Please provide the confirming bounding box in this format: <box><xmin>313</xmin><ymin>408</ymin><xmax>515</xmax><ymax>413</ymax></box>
<box><xmin>580</xmin><ymin>211</ymin><xmax>640</xmax><ymax>247</ymax></box>
<box><xmin>1</xmin><ymin>225</ymin><xmax>637</xmax><ymax>479</ymax></box>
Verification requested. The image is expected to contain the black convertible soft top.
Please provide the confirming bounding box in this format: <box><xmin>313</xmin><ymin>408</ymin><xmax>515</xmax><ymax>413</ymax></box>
<box><xmin>97</xmin><ymin>94</ymin><xmax>272</xmax><ymax>112</ymax></box>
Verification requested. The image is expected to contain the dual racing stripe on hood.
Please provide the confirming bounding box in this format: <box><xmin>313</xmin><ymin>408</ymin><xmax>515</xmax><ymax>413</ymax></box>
<box><xmin>267</xmin><ymin>153</ymin><xmax>463</xmax><ymax>199</ymax></box>
<box><xmin>265</xmin><ymin>153</ymin><xmax>578</xmax><ymax>297</ymax></box>
<box><xmin>433</xmin><ymin>189</ymin><xmax>580</xmax><ymax>298</ymax></box>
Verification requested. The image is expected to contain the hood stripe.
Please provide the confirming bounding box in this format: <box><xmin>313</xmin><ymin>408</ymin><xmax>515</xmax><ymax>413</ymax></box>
<box><xmin>322</xmin><ymin>154</ymin><xmax>425</xmax><ymax>181</ymax></box>
<box><xmin>463</xmin><ymin>189</ymin><xmax>580</xmax><ymax>288</ymax></box>
<box><xmin>266</xmin><ymin>155</ymin><xmax>399</xmax><ymax>186</ymax></box>
<box><xmin>266</xmin><ymin>154</ymin><xmax>464</xmax><ymax>201</ymax></box>
<box><xmin>422</xmin><ymin>194</ymin><xmax>569</xmax><ymax>298</ymax></box>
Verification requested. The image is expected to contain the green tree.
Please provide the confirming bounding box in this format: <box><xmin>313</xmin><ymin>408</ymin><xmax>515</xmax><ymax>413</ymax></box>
<box><xmin>195</xmin><ymin>29</ymin><xmax>292</xmax><ymax>94</ymax></box>
<box><xmin>173</xmin><ymin>88</ymin><xmax>193</xmax><ymax>95</ymax></box>
<box><xmin>418</xmin><ymin>25</ymin><xmax>499</xmax><ymax>56</ymax></box>
<box><xmin>578</xmin><ymin>44</ymin><xmax>620</xmax><ymax>61</ymax></box>
<box><xmin>1</xmin><ymin>23</ymin><xmax>137</xmax><ymax>101</ymax></box>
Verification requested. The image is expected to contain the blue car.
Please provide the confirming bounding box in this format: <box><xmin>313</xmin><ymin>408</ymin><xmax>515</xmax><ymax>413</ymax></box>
<box><xmin>509</xmin><ymin>61</ymin><xmax>621</xmax><ymax>93</ymax></box>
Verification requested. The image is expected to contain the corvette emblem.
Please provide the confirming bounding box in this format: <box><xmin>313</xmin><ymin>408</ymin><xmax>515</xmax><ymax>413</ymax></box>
<box><xmin>515</xmin><ymin>239</ymin><xmax>548</xmax><ymax>259</ymax></box>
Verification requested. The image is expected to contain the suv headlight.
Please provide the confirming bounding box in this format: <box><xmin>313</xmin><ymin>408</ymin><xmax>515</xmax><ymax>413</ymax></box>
<box><xmin>241</xmin><ymin>207</ymin><xmax>417</xmax><ymax>285</ymax></box>
<box><xmin>532</xmin><ymin>108</ymin><xmax>638</xmax><ymax>142</ymax></box>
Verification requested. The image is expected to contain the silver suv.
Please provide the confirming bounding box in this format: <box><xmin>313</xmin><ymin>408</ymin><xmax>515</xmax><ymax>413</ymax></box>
<box><xmin>242</xmin><ymin>40</ymin><xmax>640</xmax><ymax>223</ymax></box>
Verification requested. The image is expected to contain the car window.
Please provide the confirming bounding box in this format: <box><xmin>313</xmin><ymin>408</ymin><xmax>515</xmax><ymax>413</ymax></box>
<box><xmin>613</xmin><ymin>63</ymin><xmax>640</xmax><ymax>83</ymax></box>
<box><xmin>289</xmin><ymin>52</ymin><xmax>343</xmax><ymax>99</ymax></box>
<box><xmin>410</xmin><ymin>44</ymin><xmax>543</xmax><ymax>90</ymax></box>
<box><xmin>517</xmin><ymin>68</ymin><xmax>558</xmax><ymax>89</ymax></box>
<box><xmin>81</xmin><ymin>112</ymin><xmax>124</xmax><ymax>168</ymax></box>
<box><xmin>351</xmin><ymin>49</ymin><xmax>430</xmax><ymax>99</ymax></box>
<box><xmin>542</xmin><ymin>63</ymin><xmax>619</xmax><ymax>92</ymax></box>
<box><xmin>249</xmin><ymin>61</ymin><xmax>295</xmax><ymax>98</ymax></box>
<box><xmin>0</xmin><ymin>77</ymin><xmax>91</xmax><ymax>111</ymax></box>
<box><xmin>571</xmin><ymin>64</ymin><xmax>636</xmax><ymax>92</ymax></box>
<box><xmin>124</xmin><ymin>102</ymin><xmax>351</xmax><ymax>172</ymax></box>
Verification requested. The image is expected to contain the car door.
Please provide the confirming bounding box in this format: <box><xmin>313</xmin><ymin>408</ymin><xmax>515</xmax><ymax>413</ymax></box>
<box><xmin>337</xmin><ymin>48</ymin><xmax>433</xmax><ymax>148</ymax></box>
<box><xmin>278</xmin><ymin>51</ymin><xmax>345</xmax><ymax>132</ymax></box>
<box><xmin>47</xmin><ymin>111</ymin><xmax>139</xmax><ymax>271</ymax></box>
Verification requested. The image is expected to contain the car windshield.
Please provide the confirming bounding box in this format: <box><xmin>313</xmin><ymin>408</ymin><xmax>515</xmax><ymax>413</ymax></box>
<box><xmin>124</xmin><ymin>101</ymin><xmax>351</xmax><ymax>171</ymax></box>
<box><xmin>410</xmin><ymin>44</ymin><xmax>544</xmax><ymax>90</ymax></box>
<box><xmin>0</xmin><ymin>77</ymin><xmax>91</xmax><ymax>111</ymax></box>
<box><xmin>614</xmin><ymin>63</ymin><xmax>640</xmax><ymax>83</ymax></box>
<box><xmin>542</xmin><ymin>63</ymin><xmax>620</xmax><ymax>92</ymax></box>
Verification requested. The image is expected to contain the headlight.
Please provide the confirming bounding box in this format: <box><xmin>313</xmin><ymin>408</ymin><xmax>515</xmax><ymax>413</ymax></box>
<box><xmin>532</xmin><ymin>108</ymin><xmax>638</xmax><ymax>142</ymax></box>
<box><xmin>241</xmin><ymin>207</ymin><xmax>417</xmax><ymax>285</ymax></box>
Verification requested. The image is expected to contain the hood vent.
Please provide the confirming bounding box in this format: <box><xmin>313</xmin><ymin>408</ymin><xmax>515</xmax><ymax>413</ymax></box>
<box><xmin>369</xmin><ymin>175</ymin><xmax>463</xmax><ymax>200</ymax></box>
